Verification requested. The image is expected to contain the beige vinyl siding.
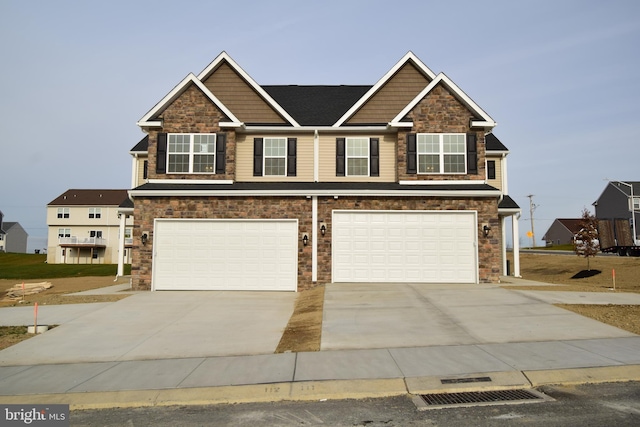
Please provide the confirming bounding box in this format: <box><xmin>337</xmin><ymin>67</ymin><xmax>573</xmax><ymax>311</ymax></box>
<box><xmin>486</xmin><ymin>156</ymin><xmax>503</xmax><ymax>191</ymax></box>
<box><xmin>135</xmin><ymin>156</ymin><xmax>147</xmax><ymax>187</ymax></box>
<box><xmin>347</xmin><ymin>63</ymin><xmax>431</xmax><ymax>124</ymax></box>
<box><xmin>319</xmin><ymin>133</ymin><xmax>396</xmax><ymax>182</ymax></box>
<box><xmin>236</xmin><ymin>134</ymin><xmax>314</xmax><ymax>182</ymax></box>
<box><xmin>202</xmin><ymin>62</ymin><xmax>286</xmax><ymax>124</ymax></box>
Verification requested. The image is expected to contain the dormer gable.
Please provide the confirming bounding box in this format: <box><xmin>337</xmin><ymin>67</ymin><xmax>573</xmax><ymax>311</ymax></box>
<box><xmin>335</xmin><ymin>51</ymin><xmax>436</xmax><ymax>126</ymax></box>
<box><xmin>198</xmin><ymin>52</ymin><xmax>299</xmax><ymax>126</ymax></box>
<box><xmin>137</xmin><ymin>74</ymin><xmax>241</xmax><ymax>128</ymax></box>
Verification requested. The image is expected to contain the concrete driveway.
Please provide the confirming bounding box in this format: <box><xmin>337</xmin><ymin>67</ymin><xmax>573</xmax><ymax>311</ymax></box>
<box><xmin>0</xmin><ymin>282</ymin><xmax>637</xmax><ymax>367</ymax></box>
<box><xmin>0</xmin><ymin>291</ymin><xmax>296</xmax><ymax>365</ymax></box>
<box><xmin>321</xmin><ymin>283</ymin><xmax>636</xmax><ymax>350</ymax></box>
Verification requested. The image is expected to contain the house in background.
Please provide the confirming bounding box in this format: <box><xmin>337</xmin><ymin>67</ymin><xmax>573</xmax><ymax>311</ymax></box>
<box><xmin>46</xmin><ymin>189</ymin><xmax>133</xmax><ymax>264</ymax></box>
<box><xmin>0</xmin><ymin>211</ymin><xmax>29</xmax><ymax>253</ymax></box>
<box><xmin>128</xmin><ymin>51</ymin><xmax>521</xmax><ymax>291</ymax></box>
<box><xmin>542</xmin><ymin>218</ymin><xmax>581</xmax><ymax>246</ymax></box>
<box><xmin>593</xmin><ymin>181</ymin><xmax>640</xmax><ymax>244</ymax></box>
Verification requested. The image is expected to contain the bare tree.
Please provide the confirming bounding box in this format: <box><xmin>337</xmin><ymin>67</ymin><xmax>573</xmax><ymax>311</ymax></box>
<box><xmin>573</xmin><ymin>208</ymin><xmax>599</xmax><ymax>270</ymax></box>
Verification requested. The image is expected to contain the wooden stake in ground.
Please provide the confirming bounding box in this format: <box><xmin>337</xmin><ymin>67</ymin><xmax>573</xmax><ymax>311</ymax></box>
<box><xmin>613</xmin><ymin>268</ymin><xmax>616</xmax><ymax>291</ymax></box>
<box><xmin>34</xmin><ymin>302</ymin><xmax>38</xmax><ymax>333</ymax></box>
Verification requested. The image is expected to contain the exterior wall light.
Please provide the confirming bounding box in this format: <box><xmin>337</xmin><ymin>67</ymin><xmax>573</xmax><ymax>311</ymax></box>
<box><xmin>483</xmin><ymin>225</ymin><xmax>491</xmax><ymax>238</ymax></box>
<box><xmin>302</xmin><ymin>233</ymin><xmax>309</xmax><ymax>246</ymax></box>
<box><xmin>320</xmin><ymin>223</ymin><xmax>327</xmax><ymax>236</ymax></box>
<box><xmin>141</xmin><ymin>233</ymin><xmax>148</xmax><ymax>246</ymax></box>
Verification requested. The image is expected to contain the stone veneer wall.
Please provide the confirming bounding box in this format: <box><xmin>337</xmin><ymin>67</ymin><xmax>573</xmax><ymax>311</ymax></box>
<box><xmin>397</xmin><ymin>84</ymin><xmax>486</xmax><ymax>182</ymax></box>
<box><xmin>146</xmin><ymin>84</ymin><xmax>236</xmax><ymax>181</ymax></box>
<box><xmin>131</xmin><ymin>195</ymin><xmax>501</xmax><ymax>291</ymax></box>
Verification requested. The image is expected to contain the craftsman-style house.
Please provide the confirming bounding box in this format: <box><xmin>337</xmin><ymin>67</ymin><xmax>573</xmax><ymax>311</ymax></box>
<box><xmin>128</xmin><ymin>51</ymin><xmax>521</xmax><ymax>291</ymax></box>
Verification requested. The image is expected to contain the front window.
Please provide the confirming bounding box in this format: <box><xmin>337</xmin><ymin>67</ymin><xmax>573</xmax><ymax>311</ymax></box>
<box><xmin>167</xmin><ymin>134</ymin><xmax>216</xmax><ymax>174</ymax></box>
<box><xmin>88</xmin><ymin>208</ymin><xmax>101</xmax><ymax>219</ymax></box>
<box><xmin>57</xmin><ymin>208</ymin><xmax>69</xmax><ymax>219</ymax></box>
<box><xmin>58</xmin><ymin>228</ymin><xmax>71</xmax><ymax>238</ymax></box>
<box><xmin>632</xmin><ymin>197</ymin><xmax>640</xmax><ymax>211</ymax></box>
<box><xmin>346</xmin><ymin>137</ymin><xmax>369</xmax><ymax>176</ymax></box>
<box><xmin>417</xmin><ymin>133</ymin><xmax>466</xmax><ymax>174</ymax></box>
<box><xmin>89</xmin><ymin>230</ymin><xmax>103</xmax><ymax>238</ymax></box>
<box><xmin>264</xmin><ymin>138</ymin><xmax>286</xmax><ymax>176</ymax></box>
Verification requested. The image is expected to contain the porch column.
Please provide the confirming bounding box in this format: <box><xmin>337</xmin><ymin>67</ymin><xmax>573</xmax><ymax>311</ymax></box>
<box><xmin>117</xmin><ymin>213</ymin><xmax>126</xmax><ymax>277</ymax></box>
<box><xmin>512</xmin><ymin>213</ymin><xmax>521</xmax><ymax>277</ymax></box>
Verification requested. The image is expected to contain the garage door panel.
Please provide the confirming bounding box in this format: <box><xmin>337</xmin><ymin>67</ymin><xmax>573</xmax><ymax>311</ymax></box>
<box><xmin>333</xmin><ymin>211</ymin><xmax>477</xmax><ymax>284</ymax></box>
<box><xmin>153</xmin><ymin>219</ymin><xmax>297</xmax><ymax>291</ymax></box>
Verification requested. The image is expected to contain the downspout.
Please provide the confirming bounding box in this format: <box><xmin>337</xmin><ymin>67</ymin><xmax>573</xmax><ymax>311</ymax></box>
<box><xmin>314</xmin><ymin>130</ymin><xmax>319</xmax><ymax>182</ymax></box>
<box><xmin>131</xmin><ymin>154</ymin><xmax>138</xmax><ymax>189</ymax></box>
<box><xmin>117</xmin><ymin>212</ymin><xmax>126</xmax><ymax>277</ymax></box>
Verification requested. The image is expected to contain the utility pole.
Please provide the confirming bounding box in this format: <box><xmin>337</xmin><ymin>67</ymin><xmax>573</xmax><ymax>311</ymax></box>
<box><xmin>527</xmin><ymin>194</ymin><xmax>538</xmax><ymax>248</ymax></box>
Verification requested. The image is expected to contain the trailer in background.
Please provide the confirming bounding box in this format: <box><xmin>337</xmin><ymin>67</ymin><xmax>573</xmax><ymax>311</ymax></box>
<box><xmin>597</xmin><ymin>219</ymin><xmax>640</xmax><ymax>256</ymax></box>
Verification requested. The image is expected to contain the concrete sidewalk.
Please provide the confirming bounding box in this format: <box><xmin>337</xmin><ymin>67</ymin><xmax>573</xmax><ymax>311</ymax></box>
<box><xmin>0</xmin><ymin>281</ymin><xmax>639</xmax><ymax>408</ymax></box>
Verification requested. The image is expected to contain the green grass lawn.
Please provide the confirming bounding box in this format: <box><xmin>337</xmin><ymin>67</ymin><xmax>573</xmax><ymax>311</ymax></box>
<box><xmin>0</xmin><ymin>253</ymin><xmax>131</xmax><ymax>280</ymax></box>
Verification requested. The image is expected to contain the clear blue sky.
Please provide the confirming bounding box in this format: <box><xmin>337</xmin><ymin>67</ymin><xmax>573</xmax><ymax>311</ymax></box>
<box><xmin>1</xmin><ymin>0</ymin><xmax>639</xmax><ymax>251</ymax></box>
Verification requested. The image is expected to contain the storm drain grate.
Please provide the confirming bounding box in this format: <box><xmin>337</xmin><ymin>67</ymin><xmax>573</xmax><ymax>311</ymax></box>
<box><xmin>415</xmin><ymin>389</ymin><xmax>551</xmax><ymax>410</ymax></box>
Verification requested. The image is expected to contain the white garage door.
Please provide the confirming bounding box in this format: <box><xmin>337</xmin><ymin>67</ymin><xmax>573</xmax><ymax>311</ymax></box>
<box><xmin>152</xmin><ymin>219</ymin><xmax>298</xmax><ymax>291</ymax></box>
<box><xmin>333</xmin><ymin>211</ymin><xmax>477</xmax><ymax>283</ymax></box>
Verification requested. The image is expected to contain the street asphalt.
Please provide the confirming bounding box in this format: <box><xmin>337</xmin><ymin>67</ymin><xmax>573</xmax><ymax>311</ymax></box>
<box><xmin>0</xmin><ymin>277</ymin><xmax>639</xmax><ymax>409</ymax></box>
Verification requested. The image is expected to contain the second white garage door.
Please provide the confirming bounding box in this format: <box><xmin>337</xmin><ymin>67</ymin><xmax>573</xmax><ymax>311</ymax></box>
<box><xmin>332</xmin><ymin>211</ymin><xmax>477</xmax><ymax>283</ymax></box>
<box><xmin>152</xmin><ymin>219</ymin><xmax>298</xmax><ymax>291</ymax></box>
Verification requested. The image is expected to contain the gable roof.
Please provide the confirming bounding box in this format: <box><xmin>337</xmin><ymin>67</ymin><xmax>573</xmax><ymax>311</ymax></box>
<box><xmin>391</xmin><ymin>73</ymin><xmax>496</xmax><ymax>129</ymax></box>
<box><xmin>48</xmin><ymin>189</ymin><xmax>130</xmax><ymax>206</ymax></box>
<box><xmin>137</xmin><ymin>73</ymin><xmax>242</xmax><ymax>127</ymax></box>
<box><xmin>555</xmin><ymin>218</ymin><xmax>583</xmax><ymax>234</ymax></box>
<box><xmin>1</xmin><ymin>222</ymin><xmax>27</xmax><ymax>235</ymax></box>
<box><xmin>334</xmin><ymin>52</ymin><xmax>436</xmax><ymax>127</ymax></box>
<box><xmin>593</xmin><ymin>181</ymin><xmax>640</xmax><ymax>205</ymax></box>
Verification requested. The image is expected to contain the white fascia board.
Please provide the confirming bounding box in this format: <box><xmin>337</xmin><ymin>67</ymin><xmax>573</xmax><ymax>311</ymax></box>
<box><xmin>137</xmin><ymin>120</ymin><xmax>163</xmax><ymax>128</ymax></box>
<box><xmin>498</xmin><ymin>207</ymin><xmax>522</xmax><ymax>215</ymax></box>
<box><xmin>147</xmin><ymin>179</ymin><xmax>234</xmax><ymax>185</ymax></box>
<box><xmin>399</xmin><ymin>180</ymin><xmax>488</xmax><ymax>185</ymax></box>
<box><xmin>197</xmin><ymin>52</ymin><xmax>300</xmax><ymax>127</ymax></box>
<box><xmin>391</xmin><ymin>73</ymin><xmax>496</xmax><ymax>128</ymax></box>
<box><xmin>219</xmin><ymin>121</ymin><xmax>244</xmax><ymax>128</ymax></box>
<box><xmin>334</xmin><ymin>51</ymin><xmax>437</xmax><ymax>127</ymax></box>
<box><xmin>388</xmin><ymin>122</ymin><xmax>414</xmax><ymax>128</ymax></box>
<box><xmin>136</xmin><ymin>73</ymin><xmax>241</xmax><ymax>128</ymax></box>
<box><xmin>486</xmin><ymin>150</ymin><xmax>509</xmax><ymax>156</ymax></box>
<box><xmin>239</xmin><ymin>125</ymin><xmax>393</xmax><ymax>134</ymax></box>
<box><xmin>129</xmin><ymin>188</ymin><xmax>502</xmax><ymax>198</ymax></box>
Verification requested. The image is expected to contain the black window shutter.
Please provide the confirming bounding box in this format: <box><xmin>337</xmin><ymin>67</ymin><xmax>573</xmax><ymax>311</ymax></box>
<box><xmin>143</xmin><ymin>160</ymin><xmax>148</xmax><ymax>179</ymax></box>
<box><xmin>467</xmin><ymin>133</ymin><xmax>478</xmax><ymax>174</ymax></box>
<box><xmin>487</xmin><ymin>160</ymin><xmax>496</xmax><ymax>180</ymax></box>
<box><xmin>370</xmin><ymin>138</ymin><xmax>379</xmax><ymax>177</ymax></box>
<box><xmin>215</xmin><ymin>133</ymin><xmax>226</xmax><ymax>174</ymax></box>
<box><xmin>336</xmin><ymin>138</ymin><xmax>345</xmax><ymax>176</ymax></box>
<box><xmin>287</xmin><ymin>138</ymin><xmax>297</xmax><ymax>176</ymax></box>
<box><xmin>406</xmin><ymin>133</ymin><xmax>417</xmax><ymax>174</ymax></box>
<box><xmin>156</xmin><ymin>133</ymin><xmax>167</xmax><ymax>173</ymax></box>
<box><xmin>253</xmin><ymin>138</ymin><xmax>263</xmax><ymax>176</ymax></box>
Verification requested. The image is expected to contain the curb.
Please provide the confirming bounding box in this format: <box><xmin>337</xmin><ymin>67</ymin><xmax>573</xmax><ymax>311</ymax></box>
<box><xmin>1</xmin><ymin>366</ymin><xmax>639</xmax><ymax>410</ymax></box>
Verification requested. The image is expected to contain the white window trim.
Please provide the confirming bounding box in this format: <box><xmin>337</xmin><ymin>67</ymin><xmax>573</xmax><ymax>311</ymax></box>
<box><xmin>632</xmin><ymin>197</ymin><xmax>640</xmax><ymax>211</ymax></box>
<box><xmin>263</xmin><ymin>137</ymin><xmax>287</xmax><ymax>176</ymax></box>
<box><xmin>167</xmin><ymin>133</ymin><xmax>217</xmax><ymax>174</ymax></box>
<box><xmin>57</xmin><ymin>207</ymin><xmax>70</xmax><ymax>219</ymax></box>
<box><xmin>58</xmin><ymin>228</ymin><xmax>71</xmax><ymax>238</ymax></box>
<box><xmin>89</xmin><ymin>207</ymin><xmax>102</xmax><ymax>219</ymax></box>
<box><xmin>346</xmin><ymin>137</ymin><xmax>370</xmax><ymax>177</ymax></box>
<box><xmin>417</xmin><ymin>133</ymin><xmax>467</xmax><ymax>175</ymax></box>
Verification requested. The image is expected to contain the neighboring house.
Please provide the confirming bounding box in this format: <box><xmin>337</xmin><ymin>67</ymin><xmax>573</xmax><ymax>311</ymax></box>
<box><xmin>128</xmin><ymin>51</ymin><xmax>521</xmax><ymax>291</ymax></box>
<box><xmin>542</xmin><ymin>218</ymin><xmax>582</xmax><ymax>246</ymax></box>
<box><xmin>0</xmin><ymin>211</ymin><xmax>29</xmax><ymax>253</ymax></box>
<box><xmin>593</xmin><ymin>181</ymin><xmax>640</xmax><ymax>243</ymax></box>
<box><xmin>46</xmin><ymin>189</ymin><xmax>134</xmax><ymax>264</ymax></box>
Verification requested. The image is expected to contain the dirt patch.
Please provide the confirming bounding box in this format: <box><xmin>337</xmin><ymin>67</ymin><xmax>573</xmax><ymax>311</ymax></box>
<box><xmin>0</xmin><ymin>276</ymin><xmax>132</xmax><ymax>308</ymax></box>
<box><xmin>275</xmin><ymin>285</ymin><xmax>325</xmax><ymax>353</ymax></box>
